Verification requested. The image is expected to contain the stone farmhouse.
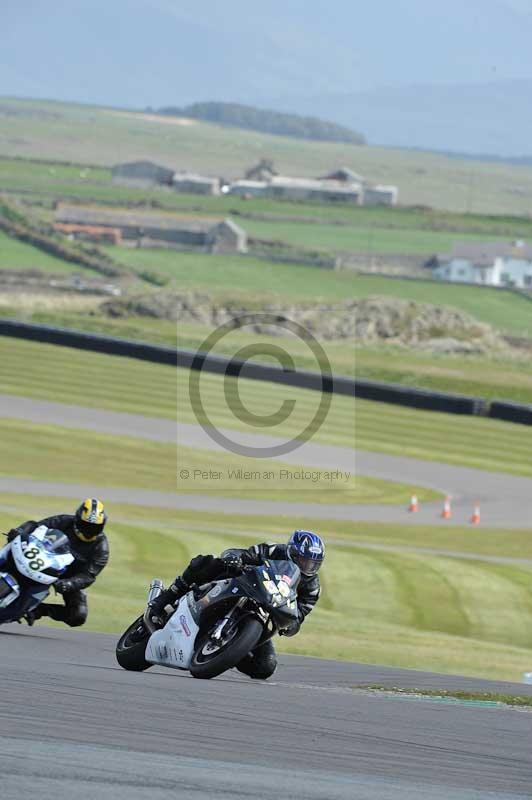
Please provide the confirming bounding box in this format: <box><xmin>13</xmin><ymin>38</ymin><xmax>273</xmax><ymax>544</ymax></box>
<box><xmin>427</xmin><ymin>241</ymin><xmax>532</xmax><ymax>288</ymax></box>
<box><xmin>53</xmin><ymin>204</ymin><xmax>247</xmax><ymax>253</ymax></box>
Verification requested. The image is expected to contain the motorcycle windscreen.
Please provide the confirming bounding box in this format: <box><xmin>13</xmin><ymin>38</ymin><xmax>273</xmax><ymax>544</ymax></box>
<box><xmin>14</xmin><ymin>527</ymin><xmax>74</xmax><ymax>584</ymax></box>
<box><xmin>36</xmin><ymin>528</ymin><xmax>71</xmax><ymax>556</ymax></box>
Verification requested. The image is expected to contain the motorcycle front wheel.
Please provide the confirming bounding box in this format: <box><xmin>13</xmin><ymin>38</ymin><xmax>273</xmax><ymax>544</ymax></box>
<box><xmin>116</xmin><ymin>615</ymin><xmax>152</xmax><ymax>671</ymax></box>
<box><xmin>190</xmin><ymin>617</ymin><xmax>263</xmax><ymax>680</ymax></box>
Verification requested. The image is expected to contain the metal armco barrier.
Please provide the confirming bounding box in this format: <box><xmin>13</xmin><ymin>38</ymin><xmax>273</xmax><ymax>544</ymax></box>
<box><xmin>0</xmin><ymin>318</ymin><xmax>529</xmax><ymax>424</ymax></box>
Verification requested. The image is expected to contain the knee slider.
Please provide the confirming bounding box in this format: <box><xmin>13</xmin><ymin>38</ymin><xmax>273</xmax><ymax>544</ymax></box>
<box><xmin>250</xmin><ymin>653</ymin><xmax>277</xmax><ymax>680</ymax></box>
<box><xmin>67</xmin><ymin>605</ymin><xmax>87</xmax><ymax>628</ymax></box>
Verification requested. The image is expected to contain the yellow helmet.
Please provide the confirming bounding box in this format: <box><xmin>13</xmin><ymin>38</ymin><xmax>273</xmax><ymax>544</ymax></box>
<box><xmin>74</xmin><ymin>498</ymin><xmax>107</xmax><ymax>541</ymax></box>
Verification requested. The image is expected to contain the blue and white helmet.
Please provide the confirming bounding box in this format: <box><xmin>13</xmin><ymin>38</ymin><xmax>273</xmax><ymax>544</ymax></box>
<box><xmin>287</xmin><ymin>530</ymin><xmax>325</xmax><ymax>576</ymax></box>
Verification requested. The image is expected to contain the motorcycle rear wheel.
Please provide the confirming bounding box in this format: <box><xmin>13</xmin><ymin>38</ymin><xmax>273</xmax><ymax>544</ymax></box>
<box><xmin>116</xmin><ymin>615</ymin><xmax>152</xmax><ymax>671</ymax></box>
<box><xmin>190</xmin><ymin>617</ymin><xmax>263</xmax><ymax>680</ymax></box>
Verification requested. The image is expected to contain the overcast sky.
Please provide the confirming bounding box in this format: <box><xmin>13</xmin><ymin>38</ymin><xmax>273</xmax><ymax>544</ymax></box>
<box><xmin>3</xmin><ymin>1</ymin><xmax>532</xmax><ymax>154</ymax></box>
<box><xmin>3</xmin><ymin>0</ymin><xmax>532</xmax><ymax>105</ymax></box>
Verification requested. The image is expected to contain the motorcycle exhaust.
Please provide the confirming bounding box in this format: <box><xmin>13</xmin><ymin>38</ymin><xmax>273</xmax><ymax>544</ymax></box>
<box><xmin>147</xmin><ymin>578</ymin><xmax>163</xmax><ymax>604</ymax></box>
<box><xmin>143</xmin><ymin>578</ymin><xmax>164</xmax><ymax>634</ymax></box>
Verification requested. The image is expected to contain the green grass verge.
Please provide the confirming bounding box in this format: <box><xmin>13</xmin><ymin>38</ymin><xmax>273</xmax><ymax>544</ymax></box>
<box><xmin>2</xmin><ymin>337</ymin><xmax>532</xmax><ymax>477</ymax></box>
<box><xmin>3</xmin><ymin>297</ymin><xmax>532</xmax><ymax>405</ymax></box>
<box><xmin>0</xmin><ymin>230</ymin><xmax>80</xmax><ymax>272</ymax></box>
<box><xmin>0</xmin><ymin>418</ymin><xmax>435</xmax><ymax>505</ymax></box>
<box><xmin>358</xmin><ymin>687</ymin><xmax>532</xmax><ymax>706</ymax></box>
<box><xmin>1</xmin><ymin>493</ymin><xmax>532</xmax><ymax>682</ymax></box>
<box><xmin>354</xmin><ymin>346</ymin><xmax>532</xmax><ymax>405</ymax></box>
<box><xmin>4</xmin><ymin>98</ymin><xmax>532</xmax><ymax>215</ymax></box>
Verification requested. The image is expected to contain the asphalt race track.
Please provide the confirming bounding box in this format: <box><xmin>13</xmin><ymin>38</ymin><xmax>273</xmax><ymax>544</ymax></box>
<box><xmin>2</xmin><ymin>393</ymin><xmax>532</xmax><ymax>798</ymax></box>
<box><xmin>1</xmin><ymin>393</ymin><xmax>531</xmax><ymax>528</ymax></box>
<box><xmin>2</xmin><ymin>625</ymin><xmax>532</xmax><ymax>800</ymax></box>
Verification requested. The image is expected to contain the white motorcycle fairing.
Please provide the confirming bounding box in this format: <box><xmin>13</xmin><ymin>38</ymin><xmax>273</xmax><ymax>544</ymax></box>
<box><xmin>145</xmin><ymin>594</ymin><xmax>200</xmax><ymax>670</ymax></box>
<box><xmin>11</xmin><ymin>525</ymin><xmax>74</xmax><ymax>585</ymax></box>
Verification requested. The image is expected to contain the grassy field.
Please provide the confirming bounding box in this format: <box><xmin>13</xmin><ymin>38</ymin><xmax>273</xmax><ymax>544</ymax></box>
<box><xmin>0</xmin><ymin>230</ymin><xmax>82</xmax><ymax>273</ymax></box>
<box><xmin>0</xmin><ymin>418</ymin><xmax>437</xmax><ymax>505</ymax></box>
<box><xmin>2</xmin><ymin>267</ymin><xmax>532</xmax><ymax>406</ymax></box>
<box><xmin>241</xmin><ymin>217</ymin><xmax>512</xmax><ymax>256</ymax></box>
<box><xmin>1</xmin><ymin>493</ymin><xmax>531</xmax><ymax>682</ymax></box>
<box><xmin>101</xmin><ymin>248</ymin><xmax>532</xmax><ymax>337</ymax></box>
<box><xmin>5</xmin><ymin>154</ymin><xmax>532</xmax><ymax>243</ymax></box>
<box><xmin>3</xmin><ymin>98</ymin><xmax>532</xmax><ymax>214</ymax></box>
<box><xmin>2</xmin><ymin>337</ymin><xmax>532</xmax><ymax>476</ymax></box>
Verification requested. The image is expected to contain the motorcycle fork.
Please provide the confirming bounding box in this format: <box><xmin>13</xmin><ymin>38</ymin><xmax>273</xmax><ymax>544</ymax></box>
<box><xmin>211</xmin><ymin>597</ymin><xmax>246</xmax><ymax>641</ymax></box>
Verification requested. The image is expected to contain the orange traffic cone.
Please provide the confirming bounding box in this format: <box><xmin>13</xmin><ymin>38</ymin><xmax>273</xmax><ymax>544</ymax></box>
<box><xmin>408</xmin><ymin>494</ymin><xmax>419</xmax><ymax>513</ymax></box>
<box><xmin>471</xmin><ymin>502</ymin><xmax>481</xmax><ymax>525</ymax></box>
<box><xmin>441</xmin><ymin>496</ymin><xmax>452</xmax><ymax>519</ymax></box>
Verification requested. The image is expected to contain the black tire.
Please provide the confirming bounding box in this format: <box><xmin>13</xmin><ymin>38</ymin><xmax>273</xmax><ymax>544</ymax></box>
<box><xmin>116</xmin><ymin>615</ymin><xmax>152</xmax><ymax>671</ymax></box>
<box><xmin>190</xmin><ymin>617</ymin><xmax>263</xmax><ymax>680</ymax></box>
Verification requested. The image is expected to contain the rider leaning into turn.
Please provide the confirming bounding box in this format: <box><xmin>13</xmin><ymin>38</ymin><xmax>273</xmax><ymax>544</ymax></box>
<box><xmin>149</xmin><ymin>529</ymin><xmax>325</xmax><ymax>680</ymax></box>
<box><xmin>5</xmin><ymin>498</ymin><xmax>109</xmax><ymax>627</ymax></box>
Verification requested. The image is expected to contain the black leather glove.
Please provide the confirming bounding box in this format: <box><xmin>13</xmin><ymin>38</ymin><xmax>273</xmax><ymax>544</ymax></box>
<box><xmin>182</xmin><ymin>554</ymin><xmax>220</xmax><ymax>586</ymax></box>
<box><xmin>222</xmin><ymin>553</ymin><xmax>243</xmax><ymax>576</ymax></box>
<box><xmin>279</xmin><ymin>620</ymin><xmax>300</xmax><ymax>637</ymax></box>
<box><xmin>54</xmin><ymin>579</ymin><xmax>74</xmax><ymax>594</ymax></box>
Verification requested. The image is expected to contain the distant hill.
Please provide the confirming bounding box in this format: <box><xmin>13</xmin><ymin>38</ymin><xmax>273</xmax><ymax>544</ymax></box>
<box><xmin>266</xmin><ymin>80</ymin><xmax>532</xmax><ymax>157</ymax></box>
<box><xmin>4</xmin><ymin>0</ymin><xmax>532</xmax><ymax>156</ymax></box>
<box><xmin>156</xmin><ymin>102</ymin><xmax>365</xmax><ymax>145</ymax></box>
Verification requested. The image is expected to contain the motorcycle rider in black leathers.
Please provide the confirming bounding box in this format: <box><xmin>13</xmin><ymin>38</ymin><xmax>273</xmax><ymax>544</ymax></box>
<box><xmin>5</xmin><ymin>498</ymin><xmax>109</xmax><ymax>627</ymax></box>
<box><xmin>149</xmin><ymin>530</ymin><xmax>325</xmax><ymax>680</ymax></box>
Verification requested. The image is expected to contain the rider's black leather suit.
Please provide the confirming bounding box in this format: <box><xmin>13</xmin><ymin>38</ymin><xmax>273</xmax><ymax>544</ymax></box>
<box><xmin>182</xmin><ymin>543</ymin><xmax>321</xmax><ymax>679</ymax></box>
<box><xmin>8</xmin><ymin>516</ymin><xmax>109</xmax><ymax>626</ymax></box>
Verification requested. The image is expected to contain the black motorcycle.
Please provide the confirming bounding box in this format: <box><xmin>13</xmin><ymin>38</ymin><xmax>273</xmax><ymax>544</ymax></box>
<box><xmin>116</xmin><ymin>558</ymin><xmax>300</xmax><ymax>679</ymax></box>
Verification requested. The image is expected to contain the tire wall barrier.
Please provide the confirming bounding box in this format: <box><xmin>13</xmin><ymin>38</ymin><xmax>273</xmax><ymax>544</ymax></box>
<box><xmin>354</xmin><ymin>378</ymin><xmax>486</xmax><ymax>416</ymax></box>
<box><xmin>0</xmin><ymin>319</ymin><xmax>528</xmax><ymax>425</ymax></box>
<box><xmin>489</xmin><ymin>400</ymin><xmax>532</xmax><ymax>425</ymax></box>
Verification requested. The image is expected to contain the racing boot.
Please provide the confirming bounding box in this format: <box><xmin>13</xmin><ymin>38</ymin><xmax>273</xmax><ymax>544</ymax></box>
<box><xmin>21</xmin><ymin>607</ymin><xmax>44</xmax><ymax>626</ymax></box>
<box><xmin>148</xmin><ymin>576</ymin><xmax>189</xmax><ymax>626</ymax></box>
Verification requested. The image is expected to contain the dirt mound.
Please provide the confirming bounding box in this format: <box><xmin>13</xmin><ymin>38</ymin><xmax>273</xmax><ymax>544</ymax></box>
<box><xmin>101</xmin><ymin>291</ymin><xmax>508</xmax><ymax>353</ymax></box>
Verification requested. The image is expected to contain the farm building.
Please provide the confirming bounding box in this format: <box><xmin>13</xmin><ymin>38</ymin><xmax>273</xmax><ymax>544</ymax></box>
<box><xmin>320</xmin><ymin>167</ymin><xmax>365</xmax><ymax>184</ymax></box>
<box><xmin>53</xmin><ymin>204</ymin><xmax>247</xmax><ymax>253</ymax></box>
<box><xmin>226</xmin><ymin>180</ymin><xmax>269</xmax><ymax>198</ymax></box>
<box><xmin>173</xmin><ymin>171</ymin><xmax>220</xmax><ymax>195</ymax></box>
<box><xmin>245</xmin><ymin>159</ymin><xmax>278</xmax><ymax>181</ymax></box>
<box><xmin>428</xmin><ymin>241</ymin><xmax>532</xmax><ymax>288</ymax></box>
<box><xmin>267</xmin><ymin>176</ymin><xmax>362</xmax><ymax>203</ymax></box>
<box><xmin>111</xmin><ymin>160</ymin><xmax>175</xmax><ymax>188</ymax></box>
<box><xmin>363</xmin><ymin>185</ymin><xmax>399</xmax><ymax>206</ymax></box>
<box><xmin>227</xmin><ymin>168</ymin><xmax>397</xmax><ymax>205</ymax></box>
<box><xmin>206</xmin><ymin>219</ymin><xmax>247</xmax><ymax>254</ymax></box>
